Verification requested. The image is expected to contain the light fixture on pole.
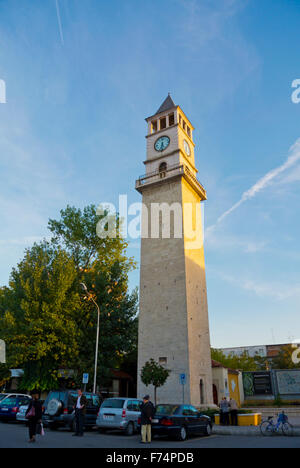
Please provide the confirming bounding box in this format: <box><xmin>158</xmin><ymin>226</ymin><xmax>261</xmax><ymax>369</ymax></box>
<box><xmin>80</xmin><ymin>282</ymin><xmax>100</xmax><ymax>394</ymax></box>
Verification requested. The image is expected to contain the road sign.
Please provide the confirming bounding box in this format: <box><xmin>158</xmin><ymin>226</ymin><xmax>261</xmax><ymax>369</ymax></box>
<box><xmin>82</xmin><ymin>373</ymin><xmax>89</xmax><ymax>385</ymax></box>
<box><xmin>180</xmin><ymin>373</ymin><xmax>186</xmax><ymax>385</ymax></box>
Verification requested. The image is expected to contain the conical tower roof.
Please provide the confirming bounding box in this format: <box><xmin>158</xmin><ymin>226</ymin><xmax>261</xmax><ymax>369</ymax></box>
<box><xmin>156</xmin><ymin>94</ymin><xmax>176</xmax><ymax>114</ymax></box>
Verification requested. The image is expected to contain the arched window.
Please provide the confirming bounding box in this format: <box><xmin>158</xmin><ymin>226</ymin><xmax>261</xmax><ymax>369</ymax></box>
<box><xmin>159</xmin><ymin>162</ymin><xmax>167</xmax><ymax>173</ymax></box>
<box><xmin>200</xmin><ymin>379</ymin><xmax>205</xmax><ymax>405</ymax></box>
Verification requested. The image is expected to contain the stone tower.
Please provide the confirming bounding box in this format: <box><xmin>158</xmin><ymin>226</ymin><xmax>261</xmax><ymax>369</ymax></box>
<box><xmin>136</xmin><ymin>96</ymin><xmax>213</xmax><ymax>407</ymax></box>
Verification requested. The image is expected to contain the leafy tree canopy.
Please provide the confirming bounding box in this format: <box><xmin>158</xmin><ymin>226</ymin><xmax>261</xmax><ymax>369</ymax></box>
<box><xmin>0</xmin><ymin>205</ymin><xmax>138</xmax><ymax>391</ymax></box>
<box><xmin>271</xmin><ymin>344</ymin><xmax>300</xmax><ymax>370</ymax></box>
<box><xmin>141</xmin><ymin>359</ymin><xmax>170</xmax><ymax>405</ymax></box>
<box><xmin>211</xmin><ymin>348</ymin><xmax>264</xmax><ymax>372</ymax></box>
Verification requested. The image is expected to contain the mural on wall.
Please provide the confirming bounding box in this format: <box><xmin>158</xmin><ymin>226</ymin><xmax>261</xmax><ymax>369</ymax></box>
<box><xmin>243</xmin><ymin>372</ymin><xmax>273</xmax><ymax>396</ymax></box>
<box><xmin>243</xmin><ymin>373</ymin><xmax>255</xmax><ymax>397</ymax></box>
<box><xmin>276</xmin><ymin>370</ymin><xmax>300</xmax><ymax>395</ymax></box>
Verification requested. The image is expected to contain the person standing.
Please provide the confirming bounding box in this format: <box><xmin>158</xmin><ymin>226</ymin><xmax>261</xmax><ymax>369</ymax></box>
<box><xmin>26</xmin><ymin>390</ymin><xmax>43</xmax><ymax>443</ymax></box>
<box><xmin>229</xmin><ymin>398</ymin><xmax>239</xmax><ymax>426</ymax></box>
<box><xmin>140</xmin><ymin>395</ymin><xmax>155</xmax><ymax>444</ymax></box>
<box><xmin>219</xmin><ymin>397</ymin><xmax>230</xmax><ymax>426</ymax></box>
<box><xmin>73</xmin><ymin>389</ymin><xmax>87</xmax><ymax>437</ymax></box>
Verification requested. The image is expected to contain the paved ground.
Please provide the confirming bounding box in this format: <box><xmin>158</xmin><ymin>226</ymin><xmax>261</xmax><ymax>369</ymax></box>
<box><xmin>0</xmin><ymin>422</ymin><xmax>299</xmax><ymax>448</ymax></box>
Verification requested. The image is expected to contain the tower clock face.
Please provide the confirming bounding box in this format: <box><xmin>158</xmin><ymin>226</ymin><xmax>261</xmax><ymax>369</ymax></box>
<box><xmin>154</xmin><ymin>136</ymin><xmax>170</xmax><ymax>152</ymax></box>
<box><xmin>183</xmin><ymin>139</ymin><xmax>191</xmax><ymax>156</ymax></box>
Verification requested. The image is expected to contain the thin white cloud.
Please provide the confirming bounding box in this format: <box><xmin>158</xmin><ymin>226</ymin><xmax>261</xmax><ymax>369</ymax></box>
<box><xmin>205</xmin><ymin>230</ymin><xmax>267</xmax><ymax>254</ymax></box>
<box><xmin>219</xmin><ymin>273</ymin><xmax>300</xmax><ymax>301</ymax></box>
<box><xmin>0</xmin><ymin>236</ymin><xmax>46</xmax><ymax>246</ymax></box>
<box><xmin>55</xmin><ymin>0</ymin><xmax>64</xmax><ymax>46</ymax></box>
<box><xmin>207</xmin><ymin>138</ymin><xmax>300</xmax><ymax>234</ymax></box>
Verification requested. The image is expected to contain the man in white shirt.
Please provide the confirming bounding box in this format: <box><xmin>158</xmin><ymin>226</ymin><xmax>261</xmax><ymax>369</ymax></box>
<box><xmin>73</xmin><ymin>389</ymin><xmax>87</xmax><ymax>437</ymax></box>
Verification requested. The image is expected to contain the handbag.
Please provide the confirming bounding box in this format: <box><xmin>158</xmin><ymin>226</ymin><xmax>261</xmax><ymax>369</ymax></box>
<box><xmin>26</xmin><ymin>405</ymin><xmax>36</xmax><ymax>419</ymax></box>
<box><xmin>36</xmin><ymin>422</ymin><xmax>45</xmax><ymax>436</ymax></box>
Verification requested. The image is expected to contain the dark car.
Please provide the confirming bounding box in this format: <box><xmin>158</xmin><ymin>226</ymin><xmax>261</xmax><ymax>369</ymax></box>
<box><xmin>0</xmin><ymin>394</ymin><xmax>32</xmax><ymax>422</ymax></box>
<box><xmin>139</xmin><ymin>404</ymin><xmax>212</xmax><ymax>441</ymax></box>
<box><xmin>42</xmin><ymin>390</ymin><xmax>101</xmax><ymax>431</ymax></box>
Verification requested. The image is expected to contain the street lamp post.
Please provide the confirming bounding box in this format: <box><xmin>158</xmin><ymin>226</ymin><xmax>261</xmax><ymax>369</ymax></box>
<box><xmin>81</xmin><ymin>283</ymin><xmax>100</xmax><ymax>394</ymax></box>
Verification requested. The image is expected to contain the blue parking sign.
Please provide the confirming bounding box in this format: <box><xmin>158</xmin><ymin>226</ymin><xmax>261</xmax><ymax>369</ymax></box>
<box><xmin>82</xmin><ymin>373</ymin><xmax>89</xmax><ymax>384</ymax></box>
<box><xmin>180</xmin><ymin>373</ymin><xmax>186</xmax><ymax>385</ymax></box>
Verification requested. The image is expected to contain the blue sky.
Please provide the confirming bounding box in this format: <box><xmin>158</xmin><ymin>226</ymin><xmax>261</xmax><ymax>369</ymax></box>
<box><xmin>0</xmin><ymin>0</ymin><xmax>299</xmax><ymax>348</ymax></box>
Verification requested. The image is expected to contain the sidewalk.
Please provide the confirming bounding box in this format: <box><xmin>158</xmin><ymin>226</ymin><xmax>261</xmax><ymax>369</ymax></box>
<box><xmin>213</xmin><ymin>422</ymin><xmax>300</xmax><ymax>437</ymax></box>
<box><xmin>289</xmin><ymin>417</ymin><xmax>300</xmax><ymax>427</ymax></box>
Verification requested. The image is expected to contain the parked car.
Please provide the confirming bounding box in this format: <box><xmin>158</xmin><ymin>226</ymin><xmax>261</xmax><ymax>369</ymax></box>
<box><xmin>96</xmin><ymin>398</ymin><xmax>143</xmax><ymax>436</ymax></box>
<box><xmin>0</xmin><ymin>394</ymin><xmax>32</xmax><ymax>422</ymax></box>
<box><xmin>138</xmin><ymin>404</ymin><xmax>212</xmax><ymax>441</ymax></box>
<box><xmin>42</xmin><ymin>390</ymin><xmax>101</xmax><ymax>431</ymax></box>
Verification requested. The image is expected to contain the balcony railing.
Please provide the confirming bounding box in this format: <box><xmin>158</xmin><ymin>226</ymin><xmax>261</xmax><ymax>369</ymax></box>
<box><xmin>136</xmin><ymin>163</ymin><xmax>207</xmax><ymax>200</ymax></box>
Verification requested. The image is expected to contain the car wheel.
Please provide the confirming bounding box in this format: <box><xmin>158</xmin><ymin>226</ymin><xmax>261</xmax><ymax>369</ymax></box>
<box><xmin>204</xmin><ymin>423</ymin><xmax>212</xmax><ymax>436</ymax></box>
<box><xmin>177</xmin><ymin>426</ymin><xmax>187</xmax><ymax>441</ymax></box>
<box><xmin>125</xmin><ymin>422</ymin><xmax>134</xmax><ymax>436</ymax></box>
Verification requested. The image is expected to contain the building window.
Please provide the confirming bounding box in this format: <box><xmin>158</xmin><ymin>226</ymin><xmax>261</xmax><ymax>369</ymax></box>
<box><xmin>159</xmin><ymin>162</ymin><xmax>167</xmax><ymax>172</ymax></box>
<box><xmin>151</xmin><ymin>121</ymin><xmax>157</xmax><ymax>133</ymax></box>
<box><xmin>200</xmin><ymin>379</ymin><xmax>205</xmax><ymax>405</ymax></box>
<box><xmin>160</xmin><ymin>117</ymin><xmax>167</xmax><ymax>130</ymax></box>
<box><xmin>159</xmin><ymin>357</ymin><xmax>167</xmax><ymax>365</ymax></box>
<box><xmin>183</xmin><ymin>120</ymin><xmax>186</xmax><ymax>131</ymax></box>
<box><xmin>187</xmin><ymin>126</ymin><xmax>191</xmax><ymax>137</ymax></box>
<box><xmin>168</xmin><ymin>113</ymin><xmax>175</xmax><ymax>126</ymax></box>
<box><xmin>159</xmin><ymin>162</ymin><xmax>167</xmax><ymax>178</ymax></box>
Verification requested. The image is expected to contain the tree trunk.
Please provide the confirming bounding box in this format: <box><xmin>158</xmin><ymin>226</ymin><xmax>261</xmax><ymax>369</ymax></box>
<box><xmin>154</xmin><ymin>386</ymin><xmax>157</xmax><ymax>406</ymax></box>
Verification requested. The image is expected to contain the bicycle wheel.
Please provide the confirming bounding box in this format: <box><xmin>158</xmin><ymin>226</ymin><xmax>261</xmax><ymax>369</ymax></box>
<box><xmin>260</xmin><ymin>421</ymin><xmax>274</xmax><ymax>436</ymax></box>
<box><xmin>282</xmin><ymin>422</ymin><xmax>293</xmax><ymax>437</ymax></box>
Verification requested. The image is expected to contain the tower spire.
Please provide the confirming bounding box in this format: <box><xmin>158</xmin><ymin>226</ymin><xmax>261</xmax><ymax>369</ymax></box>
<box><xmin>156</xmin><ymin>94</ymin><xmax>176</xmax><ymax>115</ymax></box>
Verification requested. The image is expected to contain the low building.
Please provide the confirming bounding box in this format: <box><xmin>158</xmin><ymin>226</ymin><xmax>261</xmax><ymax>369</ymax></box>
<box><xmin>219</xmin><ymin>343</ymin><xmax>292</xmax><ymax>361</ymax></box>
<box><xmin>212</xmin><ymin>360</ymin><xmax>244</xmax><ymax>407</ymax></box>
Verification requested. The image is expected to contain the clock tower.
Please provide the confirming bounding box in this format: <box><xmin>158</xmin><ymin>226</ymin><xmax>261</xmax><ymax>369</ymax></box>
<box><xmin>136</xmin><ymin>95</ymin><xmax>213</xmax><ymax>407</ymax></box>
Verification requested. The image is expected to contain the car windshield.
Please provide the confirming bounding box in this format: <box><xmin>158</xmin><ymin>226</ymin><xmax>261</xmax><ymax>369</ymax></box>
<box><xmin>155</xmin><ymin>405</ymin><xmax>180</xmax><ymax>415</ymax></box>
<box><xmin>85</xmin><ymin>394</ymin><xmax>101</xmax><ymax>407</ymax></box>
<box><xmin>101</xmin><ymin>399</ymin><xmax>125</xmax><ymax>409</ymax></box>
<box><xmin>0</xmin><ymin>394</ymin><xmax>8</xmax><ymax>401</ymax></box>
<box><xmin>0</xmin><ymin>397</ymin><xmax>17</xmax><ymax>406</ymax></box>
<box><xmin>68</xmin><ymin>393</ymin><xmax>100</xmax><ymax>408</ymax></box>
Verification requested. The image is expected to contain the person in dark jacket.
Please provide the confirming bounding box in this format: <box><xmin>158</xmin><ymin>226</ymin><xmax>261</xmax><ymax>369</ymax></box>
<box><xmin>25</xmin><ymin>390</ymin><xmax>43</xmax><ymax>443</ymax></box>
<box><xmin>73</xmin><ymin>389</ymin><xmax>87</xmax><ymax>437</ymax></box>
<box><xmin>140</xmin><ymin>395</ymin><xmax>155</xmax><ymax>444</ymax></box>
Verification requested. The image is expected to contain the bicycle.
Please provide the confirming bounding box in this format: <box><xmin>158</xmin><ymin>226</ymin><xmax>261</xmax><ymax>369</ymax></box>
<box><xmin>260</xmin><ymin>412</ymin><xmax>293</xmax><ymax>437</ymax></box>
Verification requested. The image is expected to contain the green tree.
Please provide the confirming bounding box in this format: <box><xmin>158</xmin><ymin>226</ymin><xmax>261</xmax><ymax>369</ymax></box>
<box><xmin>271</xmin><ymin>344</ymin><xmax>300</xmax><ymax>370</ymax></box>
<box><xmin>211</xmin><ymin>349</ymin><xmax>261</xmax><ymax>372</ymax></box>
<box><xmin>0</xmin><ymin>243</ymin><xmax>80</xmax><ymax>391</ymax></box>
<box><xmin>141</xmin><ymin>359</ymin><xmax>170</xmax><ymax>405</ymax></box>
<box><xmin>48</xmin><ymin>205</ymin><xmax>138</xmax><ymax>389</ymax></box>
<box><xmin>0</xmin><ymin>363</ymin><xmax>11</xmax><ymax>388</ymax></box>
<box><xmin>0</xmin><ymin>204</ymin><xmax>138</xmax><ymax>391</ymax></box>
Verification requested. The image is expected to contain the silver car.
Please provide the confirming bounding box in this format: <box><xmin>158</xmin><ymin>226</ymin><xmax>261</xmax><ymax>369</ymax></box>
<box><xmin>96</xmin><ymin>398</ymin><xmax>142</xmax><ymax>436</ymax></box>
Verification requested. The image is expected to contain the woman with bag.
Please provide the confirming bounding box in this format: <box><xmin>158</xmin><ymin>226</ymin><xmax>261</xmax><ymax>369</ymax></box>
<box><xmin>25</xmin><ymin>390</ymin><xmax>43</xmax><ymax>443</ymax></box>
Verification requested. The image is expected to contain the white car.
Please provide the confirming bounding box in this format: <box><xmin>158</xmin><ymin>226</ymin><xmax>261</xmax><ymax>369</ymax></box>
<box><xmin>16</xmin><ymin>405</ymin><xmax>29</xmax><ymax>423</ymax></box>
